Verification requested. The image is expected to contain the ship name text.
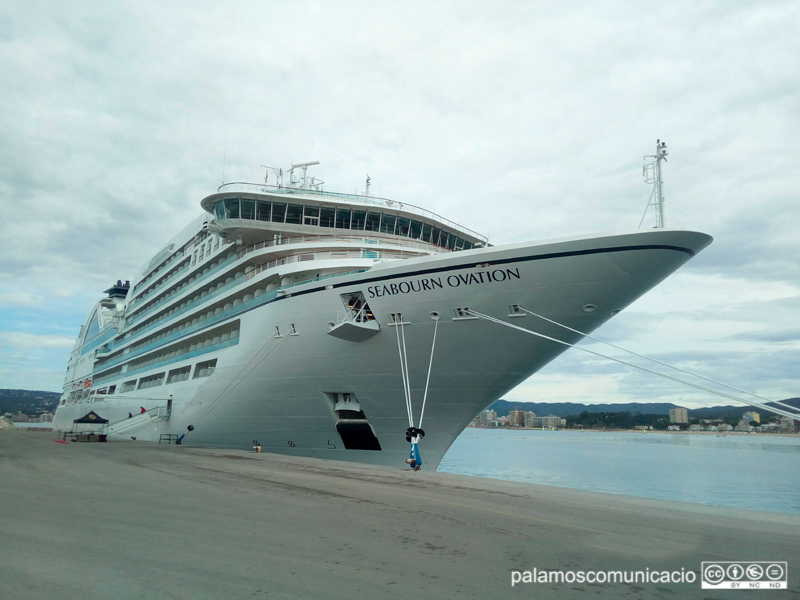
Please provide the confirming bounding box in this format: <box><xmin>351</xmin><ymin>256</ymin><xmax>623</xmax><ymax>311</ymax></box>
<box><xmin>367</xmin><ymin>267</ymin><xmax>521</xmax><ymax>298</ymax></box>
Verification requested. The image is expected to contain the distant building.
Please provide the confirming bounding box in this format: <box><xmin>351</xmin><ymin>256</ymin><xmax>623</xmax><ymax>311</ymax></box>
<box><xmin>478</xmin><ymin>409</ymin><xmax>497</xmax><ymax>426</ymax></box>
<box><xmin>759</xmin><ymin>424</ymin><xmax>781</xmax><ymax>433</ymax></box>
<box><xmin>508</xmin><ymin>410</ymin><xmax>525</xmax><ymax>427</ymax></box>
<box><xmin>742</xmin><ymin>411</ymin><xmax>760</xmax><ymax>424</ymax></box>
<box><xmin>669</xmin><ymin>407</ymin><xmax>689</xmax><ymax>424</ymax></box>
<box><xmin>523</xmin><ymin>411</ymin><xmax>536</xmax><ymax>428</ymax></box>
<box><xmin>780</xmin><ymin>417</ymin><xmax>797</xmax><ymax>432</ymax></box>
<box><xmin>13</xmin><ymin>413</ymin><xmax>29</xmax><ymax>423</ymax></box>
<box><xmin>530</xmin><ymin>415</ymin><xmax>565</xmax><ymax>429</ymax></box>
<box><xmin>38</xmin><ymin>413</ymin><xmax>54</xmax><ymax>423</ymax></box>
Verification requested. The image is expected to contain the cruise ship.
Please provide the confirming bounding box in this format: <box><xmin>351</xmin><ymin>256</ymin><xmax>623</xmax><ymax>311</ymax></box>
<box><xmin>54</xmin><ymin>161</ymin><xmax>712</xmax><ymax>469</ymax></box>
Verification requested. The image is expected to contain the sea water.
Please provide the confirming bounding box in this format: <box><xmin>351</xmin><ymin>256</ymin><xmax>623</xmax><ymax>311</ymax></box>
<box><xmin>438</xmin><ymin>428</ymin><xmax>800</xmax><ymax>514</ymax></box>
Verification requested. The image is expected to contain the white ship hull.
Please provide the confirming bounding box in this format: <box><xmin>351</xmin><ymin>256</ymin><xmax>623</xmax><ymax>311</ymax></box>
<box><xmin>55</xmin><ymin>227</ymin><xmax>710</xmax><ymax>470</ymax></box>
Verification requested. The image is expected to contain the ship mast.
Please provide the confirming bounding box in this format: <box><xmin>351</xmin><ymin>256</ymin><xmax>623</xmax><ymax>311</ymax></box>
<box><xmin>640</xmin><ymin>139</ymin><xmax>668</xmax><ymax>229</ymax></box>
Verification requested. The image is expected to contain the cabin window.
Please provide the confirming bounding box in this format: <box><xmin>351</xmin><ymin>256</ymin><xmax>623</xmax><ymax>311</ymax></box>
<box><xmin>167</xmin><ymin>366</ymin><xmax>191</xmax><ymax>384</ymax></box>
<box><xmin>351</xmin><ymin>210</ymin><xmax>366</xmax><ymax>230</ymax></box>
<box><xmin>257</xmin><ymin>200</ymin><xmax>271</xmax><ymax>221</ymax></box>
<box><xmin>303</xmin><ymin>205</ymin><xmax>319</xmax><ymax>226</ymax></box>
<box><xmin>409</xmin><ymin>220</ymin><xmax>423</xmax><ymax>240</ymax></box>
<box><xmin>285</xmin><ymin>204</ymin><xmax>303</xmax><ymax>224</ymax></box>
<box><xmin>445</xmin><ymin>233</ymin><xmax>455</xmax><ymax>250</ymax></box>
<box><xmin>431</xmin><ymin>227</ymin><xmax>443</xmax><ymax>247</ymax></box>
<box><xmin>107</xmin><ymin>385</ymin><xmax>116</xmax><ymax>395</ymax></box>
<box><xmin>138</xmin><ymin>373</ymin><xmax>165</xmax><ymax>389</ymax></box>
<box><xmin>214</xmin><ymin>202</ymin><xmax>225</xmax><ymax>220</ymax></box>
<box><xmin>335</xmin><ymin>208</ymin><xmax>351</xmax><ymax>229</ymax></box>
<box><xmin>365</xmin><ymin>212</ymin><xmax>381</xmax><ymax>232</ymax></box>
<box><xmin>241</xmin><ymin>199</ymin><xmax>256</xmax><ymax>220</ymax></box>
<box><xmin>194</xmin><ymin>359</ymin><xmax>217</xmax><ymax>378</ymax></box>
<box><xmin>121</xmin><ymin>380</ymin><xmax>137</xmax><ymax>393</ymax></box>
<box><xmin>271</xmin><ymin>202</ymin><xmax>287</xmax><ymax>223</ymax></box>
<box><xmin>380</xmin><ymin>214</ymin><xmax>396</xmax><ymax>235</ymax></box>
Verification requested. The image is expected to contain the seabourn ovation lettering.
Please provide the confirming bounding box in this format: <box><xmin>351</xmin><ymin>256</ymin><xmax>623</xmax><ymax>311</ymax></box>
<box><xmin>367</xmin><ymin>268</ymin><xmax>521</xmax><ymax>298</ymax></box>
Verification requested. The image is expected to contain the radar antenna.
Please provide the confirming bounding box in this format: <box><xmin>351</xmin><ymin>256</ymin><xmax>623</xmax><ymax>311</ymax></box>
<box><xmin>640</xmin><ymin>139</ymin><xmax>668</xmax><ymax>229</ymax></box>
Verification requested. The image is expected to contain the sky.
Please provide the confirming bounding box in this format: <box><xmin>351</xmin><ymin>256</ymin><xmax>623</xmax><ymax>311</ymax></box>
<box><xmin>1</xmin><ymin>1</ymin><xmax>798</xmax><ymax>411</ymax></box>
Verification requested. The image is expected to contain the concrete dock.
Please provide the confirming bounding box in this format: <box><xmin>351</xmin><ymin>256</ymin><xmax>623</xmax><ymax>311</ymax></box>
<box><xmin>1</xmin><ymin>430</ymin><xmax>797</xmax><ymax>599</ymax></box>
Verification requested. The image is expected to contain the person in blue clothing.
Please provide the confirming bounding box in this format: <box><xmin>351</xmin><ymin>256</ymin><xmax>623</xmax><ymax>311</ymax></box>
<box><xmin>404</xmin><ymin>427</ymin><xmax>424</xmax><ymax>471</ymax></box>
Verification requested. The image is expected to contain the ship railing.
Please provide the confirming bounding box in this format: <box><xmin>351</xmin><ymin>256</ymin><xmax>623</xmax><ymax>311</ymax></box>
<box><xmin>216</xmin><ymin>182</ymin><xmax>487</xmax><ymax>242</ymax></box>
<box><xmin>96</xmin><ymin>264</ymin><xmax>371</xmax><ymax>377</ymax></box>
<box><xmin>242</xmin><ymin>249</ymin><xmax>417</xmax><ymax>282</ymax></box>
<box><xmin>120</xmin><ymin>250</ymin><xmax>382</xmax><ymax>350</ymax></box>
<box><xmin>125</xmin><ymin>253</ymin><xmax>238</xmax><ymax>326</ymax></box>
<box><xmin>125</xmin><ymin>237</ymin><xmax>414</xmax><ymax>332</ymax></box>
<box><xmin>237</xmin><ymin>234</ymin><xmax>439</xmax><ymax>258</ymax></box>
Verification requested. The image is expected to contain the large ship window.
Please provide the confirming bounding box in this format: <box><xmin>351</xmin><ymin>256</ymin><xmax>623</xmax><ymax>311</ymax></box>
<box><xmin>257</xmin><ymin>200</ymin><xmax>271</xmax><ymax>221</ymax></box>
<box><xmin>409</xmin><ymin>220</ymin><xmax>423</xmax><ymax>239</ymax></box>
<box><xmin>241</xmin><ymin>199</ymin><xmax>256</xmax><ymax>220</ymax></box>
<box><xmin>271</xmin><ymin>202</ymin><xmax>287</xmax><ymax>223</ymax></box>
<box><xmin>380</xmin><ymin>213</ymin><xmax>396</xmax><ymax>235</ymax></box>
<box><xmin>431</xmin><ymin>227</ymin><xmax>443</xmax><ymax>247</ymax></box>
<box><xmin>421</xmin><ymin>223</ymin><xmax>432</xmax><ymax>243</ymax></box>
<box><xmin>214</xmin><ymin>202</ymin><xmax>225</xmax><ymax>220</ymax></box>
<box><xmin>396</xmin><ymin>216</ymin><xmax>410</xmax><ymax>237</ymax></box>
<box><xmin>335</xmin><ymin>208</ymin><xmax>351</xmax><ymax>229</ymax></box>
<box><xmin>320</xmin><ymin>207</ymin><xmax>335</xmax><ymax>227</ymax></box>
<box><xmin>351</xmin><ymin>210</ymin><xmax>366</xmax><ymax>230</ymax></box>
<box><xmin>285</xmin><ymin>204</ymin><xmax>303</xmax><ymax>224</ymax></box>
<box><xmin>303</xmin><ymin>205</ymin><xmax>319</xmax><ymax>226</ymax></box>
<box><xmin>365</xmin><ymin>211</ymin><xmax>380</xmax><ymax>231</ymax></box>
<box><xmin>224</xmin><ymin>198</ymin><xmax>240</xmax><ymax>219</ymax></box>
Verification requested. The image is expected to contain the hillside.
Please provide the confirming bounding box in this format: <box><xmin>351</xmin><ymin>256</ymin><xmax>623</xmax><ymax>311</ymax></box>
<box><xmin>487</xmin><ymin>397</ymin><xmax>800</xmax><ymax>419</ymax></box>
<box><xmin>0</xmin><ymin>389</ymin><xmax>61</xmax><ymax>417</ymax></box>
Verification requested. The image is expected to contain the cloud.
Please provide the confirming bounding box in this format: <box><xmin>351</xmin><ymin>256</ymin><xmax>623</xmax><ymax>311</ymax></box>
<box><xmin>0</xmin><ymin>0</ymin><xmax>798</xmax><ymax>406</ymax></box>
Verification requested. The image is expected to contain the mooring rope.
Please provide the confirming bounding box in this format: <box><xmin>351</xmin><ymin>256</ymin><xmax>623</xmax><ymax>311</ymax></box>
<box><xmin>394</xmin><ymin>320</ymin><xmax>414</xmax><ymax>427</ymax></box>
<box><xmin>465</xmin><ymin>309</ymin><xmax>800</xmax><ymax>422</ymax></box>
<box><xmin>518</xmin><ymin>306</ymin><xmax>800</xmax><ymax>417</ymax></box>
<box><xmin>192</xmin><ymin>331</ymin><xmax>292</xmax><ymax>428</ymax></box>
<box><xmin>417</xmin><ymin>315</ymin><xmax>439</xmax><ymax>430</ymax></box>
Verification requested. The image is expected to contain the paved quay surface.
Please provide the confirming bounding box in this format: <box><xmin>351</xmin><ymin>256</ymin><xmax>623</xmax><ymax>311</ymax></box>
<box><xmin>2</xmin><ymin>430</ymin><xmax>798</xmax><ymax>600</ymax></box>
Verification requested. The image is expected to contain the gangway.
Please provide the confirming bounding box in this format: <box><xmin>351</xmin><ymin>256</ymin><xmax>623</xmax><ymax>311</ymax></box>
<box><xmin>108</xmin><ymin>404</ymin><xmax>171</xmax><ymax>436</ymax></box>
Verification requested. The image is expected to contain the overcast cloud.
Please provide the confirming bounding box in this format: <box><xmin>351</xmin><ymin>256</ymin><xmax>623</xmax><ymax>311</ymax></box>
<box><xmin>1</xmin><ymin>1</ymin><xmax>798</xmax><ymax>410</ymax></box>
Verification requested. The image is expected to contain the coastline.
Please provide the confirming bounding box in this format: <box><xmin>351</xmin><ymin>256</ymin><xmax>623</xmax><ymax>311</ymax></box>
<box><xmin>468</xmin><ymin>426</ymin><xmax>799</xmax><ymax>437</ymax></box>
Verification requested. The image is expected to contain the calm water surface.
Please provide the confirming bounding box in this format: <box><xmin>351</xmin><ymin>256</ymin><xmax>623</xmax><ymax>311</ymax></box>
<box><xmin>438</xmin><ymin>428</ymin><xmax>800</xmax><ymax>514</ymax></box>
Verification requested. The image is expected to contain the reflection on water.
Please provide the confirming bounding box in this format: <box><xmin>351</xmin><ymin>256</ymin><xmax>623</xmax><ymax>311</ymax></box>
<box><xmin>438</xmin><ymin>429</ymin><xmax>800</xmax><ymax>514</ymax></box>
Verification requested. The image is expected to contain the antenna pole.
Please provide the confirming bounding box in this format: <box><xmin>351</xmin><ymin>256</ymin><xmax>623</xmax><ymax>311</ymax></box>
<box><xmin>654</xmin><ymin>139</ymin><xmax>667</xmax><ymax>228</ymax></box>
<box><xmin>642</xmin><ymin>139</ymin><xmax>668</xmax><ymax>228</ymax></box>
